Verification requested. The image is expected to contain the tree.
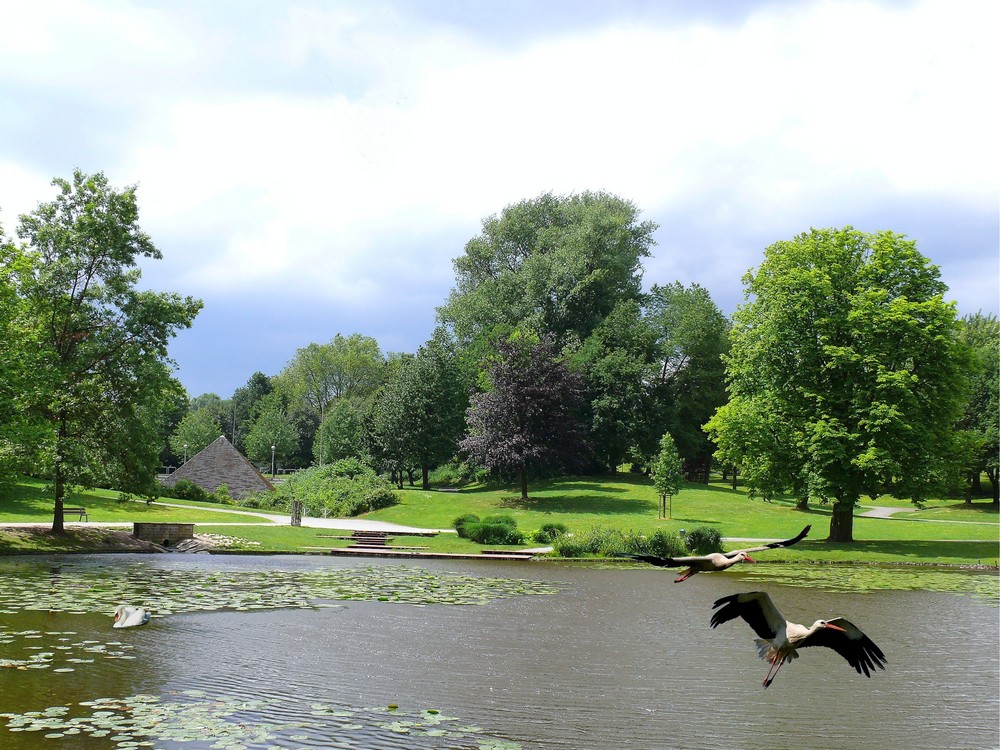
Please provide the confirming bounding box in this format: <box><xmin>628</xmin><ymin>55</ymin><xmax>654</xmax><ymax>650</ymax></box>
<box><xmin>652</xmin><ymin>432</ymin><xmax>684</xmax><ymax>519</ymax></box>
<box><xmin>245</xmin><ymin>393</ymin><xmax>299</xmax><ymax>473</ymax></box>
<box><xmin>460</xmin><ymin>332</ymin><xmax>589</xmax><ymax>499</ymax></box>
<box><xmin>705</xmin><ymin>227</ymin><xmax>969</xmax><ymax>542</ymax></box>
<box><xmin>168</xmin><ymin>409</ymin><xmax>223</xmax><ymax>462</ymax></box>
<box><xmin>313</xmin><ymin>397</ymin><xmax>367</xmax><ymax>466</ymax></box>
<box><xmin>957</xmin><ymin>312</ymin><xmax>999</xmax><ymax>503</ymax></box>
<box><xmin>573</xmin><ymin>300</ymin><xmax>658</xmax><ymax>473</ymax></box>
<box><xmin>645</xmin><ymin>282</ymin><xmax>730</xmax><ymax>481</ymax></box>
<box><xmin>14</xmin><ymin>170</ymin><xmax>201</xmax><ymax>531</ymax></box>
<box><xmin>367</xmin><ymin>331</ymin><xmax>468</xmax><ymax>489</ymax></box>
<box><xmin>275</xmin><ymin>334</ymin><xmax>385</xmax><ymax>463</ymax></box>
<box><xmin>438</xmin><ymin>191</ymin><xmax>657</xmax><ymax>349</ymax></box>
<box><xmin>0</xmin><ymin>229</ymin><xmax>50</xmax><ymax>482</ymax></box>
<box><xmin>231</xmin><ymin>372</ymin><xmax>273</xmax><ymax>453</ymax></box>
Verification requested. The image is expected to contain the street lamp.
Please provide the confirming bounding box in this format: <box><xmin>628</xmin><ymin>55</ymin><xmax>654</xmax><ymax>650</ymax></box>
<box><xmin>271</xmin><ymin>444</ymin><xmax>276</xmax><ymax>479</ymax></box>
<box><xmin>183</xmin><ymin>444</ymin><xmax>188</xmax><ymax>464</ymax></box>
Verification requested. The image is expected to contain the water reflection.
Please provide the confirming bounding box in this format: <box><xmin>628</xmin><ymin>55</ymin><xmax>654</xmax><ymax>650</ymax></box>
<box><xmin>0</xmin><ymin>555</ymin><xmax>997</xmax><ymax>750</ymax></box>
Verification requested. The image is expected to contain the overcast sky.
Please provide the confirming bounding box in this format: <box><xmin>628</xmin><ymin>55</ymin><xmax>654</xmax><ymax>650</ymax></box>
<box><xmin>2</xmin><ymin>0</ymin><xmax>996</xmax><ymax>398</ymax></box>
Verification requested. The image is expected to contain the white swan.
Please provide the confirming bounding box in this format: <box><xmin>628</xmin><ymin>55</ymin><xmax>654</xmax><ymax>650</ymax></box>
<box><xmin>113</xmin><ymin>605</ymin><xmax>151</xmax><ymax>628</ymax></box>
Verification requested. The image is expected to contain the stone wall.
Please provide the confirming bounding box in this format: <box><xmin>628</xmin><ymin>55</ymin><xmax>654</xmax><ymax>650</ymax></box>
<box><xmin>133</xmin><ymin>522</ymin><xmax>195</xmax><ymax>547</ymax></box>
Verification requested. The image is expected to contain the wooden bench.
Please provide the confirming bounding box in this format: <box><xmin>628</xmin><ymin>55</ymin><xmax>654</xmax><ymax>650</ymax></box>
<box><xmin>62</xmin><ymin>507</ymin><xmax>88</xmax><ymax>521</ymax></box>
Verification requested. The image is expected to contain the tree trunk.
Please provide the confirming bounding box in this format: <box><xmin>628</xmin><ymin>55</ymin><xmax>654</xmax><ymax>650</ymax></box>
<box><xmin>52</xmin><ymin>467</ymin><xmax>66</xmax><ymax>534</ymax></box>
<box><xmin>519</xmin><ymin>467</ymin><xmax>529</xmax><ymax>500</ymax></box>
<box><xmin>731</xmin><ymin>466</ymin><xmax>738</xmax><ymax>491</ymax></box>
<box><xmin>421</xmin><ymin>464</ymin><xmax>430</xmax><ymax>491</ymax></box>
<box><xmin>795</xmin><ymin>496</ymin><xmax>809</xmax><ymax>511</ymax></box>
<box><xmin>988</xmin><ymin>467</ymin><xmax>999</xmax><ymax>506</ymax></box>
<box><xmin>51</xmin><ymin>418</ymin><xmax>67</xmax><ymax>534</ymax></box>
<box><xmin>828</xmin><ymin>499</ymin><xmax>854</xmax><ymax>542</ymax></box>
<box><xmin>406</xmin><ymin>468</ymin><xmax>415</xmax><ymax>486</ymax></box>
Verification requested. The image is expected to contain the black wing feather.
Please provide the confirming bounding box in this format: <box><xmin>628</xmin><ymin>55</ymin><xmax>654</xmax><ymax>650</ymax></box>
<box><xmin>763</xmin><ymin>524</ymin><xmax>811</xmax><ymax>550</ymax></box>
<box><xmin>630</xmin><ymin>554</ymin><xmax>682</xmax><ymax>567</ymax></box>
<box><xmin>801</xmin><ymin>620</ymin><xmax>887</xmax><ymax>677</ymax></box>
<box><xmin>710</xmin><ymin>593</ymin><xmax>778</xmax><ymax>640</ymax></box>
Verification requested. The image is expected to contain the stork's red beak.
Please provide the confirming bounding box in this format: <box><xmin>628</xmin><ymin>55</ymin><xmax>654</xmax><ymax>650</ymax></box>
<box><xmin>825</xmin><ymin>623</ymin><xmax>847</xmax><ymax>633</ymax></box>
<box><xmin>744</xmin><ymin>555</ymin><xmax>756</xmax><ymax>564</ymax></box>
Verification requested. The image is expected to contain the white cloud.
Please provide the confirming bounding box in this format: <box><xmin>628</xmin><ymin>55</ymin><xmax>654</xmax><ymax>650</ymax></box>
<box><xmin>1</xmin><ymin>0</ymin><xmax>996</xmax><ymax>381</ymax></box>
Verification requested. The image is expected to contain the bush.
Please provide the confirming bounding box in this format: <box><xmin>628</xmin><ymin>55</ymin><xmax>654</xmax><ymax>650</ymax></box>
<box><xmin>639</xmin><ymin>528</ymin><xmax>687</xmax><ymax>558</ymax></box>
<box><xmin>685</xmin><ymin>526</ymin><xmax>723</xmax><ymax>555</ymax></box>
<box><xmin>430</xmin><ymin>459</ymin><xmax>489</xmax><ymax>487</ymax></box>
<box><xmin>453</xmin><ymin>514</ymin><xmax>480</xmax><ymax>538</ymax></box>
<box><xmin>164</xmin><ymin>479</ymin><xmax>209</xmax><ymax>502</ymax></box>
<box><xmin>551</xmin><ymin>534</ymin><xmax>589</xmax><ymax>557</ymax></box>
<box><xmin>253</xmin><ymin>463</ymin><xmax>399</xmax><ymax>518</ymax></box>
<box><xmin>551</xmin><ymin>526</ymin><xmax>686</xmax><ymax>558</ymax></box>
<box><xmin>464</xmin><ymin>518</ymin><xmax>525</xmax><ymax>546</ymax></box>
<box><xmin>532</xmin><ymin>523</ymin><xmax>568</xmax><ymax>544</ymax></box>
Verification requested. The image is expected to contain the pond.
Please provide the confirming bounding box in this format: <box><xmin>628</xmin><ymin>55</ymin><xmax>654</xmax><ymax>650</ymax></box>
<box><xmin>0</xmin><ymin>554</ymin><xmax>997</xmax><ymax>750</ymax></box>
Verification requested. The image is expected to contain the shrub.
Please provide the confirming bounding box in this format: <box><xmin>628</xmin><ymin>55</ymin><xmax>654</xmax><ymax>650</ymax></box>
<box><xmin>552</xmin><ymin>534</ymin><xmax>589</xmax><ymax>557</ymax></box>
<box><xmin>211</xmin><ymin>484</ymin><xmax>233</xmax><ymax>505</ymax></box>
<box><xmin>550</xmin><ymin>526</ymin><xmax>686</xmax><ymax>558</ymax></box>
<box><xmin>430</xmin><ymin>459</ymin><xmax>488</xmax><ymax>487</ymax></box>
<box><xmin>166</xmin><ymin>479</ymin><xmax>209</xmax><ymax>502</ymax></box>
<box><xmin>685</xmin><ymin>526</ymin><xmax>723</xmax><ymax>555</ymax></box>
<box><xmin>261</xmin><ymin>463</ymin><xmax>399</xmax><ymax>518</ymax></box>
<box><xmin>465</xmin><ymin>518</ymin><xmax>525</xmax><ymax>546</ymax></box>
<box><xmin>532</xmin><ymin>523</ymin><xmax>568</xmax><ymax>544</ymax></box>
<box><xmin>453</xmin><ymin>514</ymin><xmax>480</xmax><ymax>538</ymax></box>
<box><xmin>638</xmin><ymin>528</ymin><xmax>687</xmax><ymax>558</ymax></box>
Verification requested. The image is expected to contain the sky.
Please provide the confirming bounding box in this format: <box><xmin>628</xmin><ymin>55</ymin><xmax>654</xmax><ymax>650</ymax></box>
<box><xmin>1</xmin><ymin>0</ymin><xmax>997</xmax><ymax>398</ymax></box>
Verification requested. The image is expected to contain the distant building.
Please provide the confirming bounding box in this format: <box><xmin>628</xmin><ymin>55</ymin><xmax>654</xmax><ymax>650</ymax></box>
<box><xmin>161</xmin><ymin>436</ymin><xmax>274</xmax><ymax>500</ymax></box>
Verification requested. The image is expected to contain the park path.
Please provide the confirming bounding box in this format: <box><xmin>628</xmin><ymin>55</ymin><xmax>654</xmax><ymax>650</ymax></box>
<box><xmin>151</xmin><ymin>501</ymin><xmax>455</xmax><ymax>534</ymax></box>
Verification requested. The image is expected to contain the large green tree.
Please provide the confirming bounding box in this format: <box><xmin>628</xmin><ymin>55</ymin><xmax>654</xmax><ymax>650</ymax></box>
<box><xmin>368</xmin><ymin>330</ymin><xmax>468</xmax><ymax>489</ymax></box>
<box><xmin>573</xmin><ymin>300</ymin><xmax>658</xmax><ymax>473</ymax></box>
<box><xmin>168</xmin><ymin>408</ymin><xmax>223</xmax><ymax>462</ymax></box>
<box><xmin>705</xmin><ymin>227</ymin><xmax>968</xmax><ymax>542</ymax></box>
<box><xmin>644</xmin><ymin>282</ymin><xmax>730</xmax><ymax>481</ymax></box>
<box><xmin>438</xmin><ymin>191</ymin><xmax>657</xmax><ymax>349</ymax></box>
<box><xmin>0</xmin><ymin>229</ymin><xmax>48</xmax><ymax>482</ymax></box>
<box><xmin>461</xmin><ymin>332</ymin><xmax>589</xmax><ymax>499</ymax></box>
<box><xmin>245</xmin><ymin>393</ymin><xmax>299</xmax><ymax>474</ymax></box>
<box><xmin>275</xmin><ymin>333</ymin><xmax>385</xmax><ymax>463</ymax></box>
<box><xmin>231</xmin><ymin>372</ymin><xmax>274</xmax><ymax>453</ymax></box>
<box><xmin>957</xmin><ymin>312</ymin><xmax>999</xmax><ymax>503</ymax></box>
<box><xmin>14</xmin><ymin>170</ymin><xmax>201</xmax><ymax>531</ymax></box>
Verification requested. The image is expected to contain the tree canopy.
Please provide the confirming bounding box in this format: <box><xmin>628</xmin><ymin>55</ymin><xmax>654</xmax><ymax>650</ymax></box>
<box><xmin>460</xmin><ymin>332</ymin><xmax>588</xmax><ymax>499</ymax></box>
<box><xmin>706</xmin><ymin>227</ymin><xmax>969</xmax><ymax>542</ymax></box>
<box><xmin>12</xmin><ymin>170</ymin><xmax>201</xmax><ymax>529</ymax></box>
<box><xmin>438</xmin><ymin>191</ymin><xmax>657</xmax><ymax>348</ymax></box>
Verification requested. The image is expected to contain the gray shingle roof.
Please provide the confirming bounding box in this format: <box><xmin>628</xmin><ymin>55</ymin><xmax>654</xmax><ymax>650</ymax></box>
<box><xmin>161</xmin><ymin>436</ymin><xmax>274</xmax><ymax>500</ymax></box>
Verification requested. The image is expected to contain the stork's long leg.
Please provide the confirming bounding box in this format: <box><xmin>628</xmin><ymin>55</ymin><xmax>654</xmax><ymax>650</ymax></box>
<box><xmin>674</xmin><ymin>568</ymin><xmax>695</xmax><ymax>583</ymax></box>
<box><xmin>763</xmin><ymin>655</ymin><xmax>787</xmax><ymax>688</ymax></box>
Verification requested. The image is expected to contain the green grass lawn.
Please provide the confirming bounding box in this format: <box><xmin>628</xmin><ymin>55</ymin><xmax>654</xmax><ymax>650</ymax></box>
<box><xmin>0</xmin><ymin>479</ymin><xmax>271</xmax><ymax>524</ymax></box>
<box><xmin>2</xmin><ymin>474</ymin><xmax>998</xmax><ymax>564</ymax></box>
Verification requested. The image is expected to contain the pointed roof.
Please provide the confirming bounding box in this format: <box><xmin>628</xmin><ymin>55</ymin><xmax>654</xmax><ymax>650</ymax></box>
<box><xmin>161</xmin><ymin>436</ymin><xmax>274</xmax><ymax>500</ymax></box>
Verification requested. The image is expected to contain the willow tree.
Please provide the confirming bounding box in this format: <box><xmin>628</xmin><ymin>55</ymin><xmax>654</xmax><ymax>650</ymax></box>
<box><xmin>15</xmin><ymin>170</ymin><xmax>201</xmax><ymax>532</ymax></box>
<box><xmin>706</xmin><ymin>227</ymin><xmax>968</xmax><ymax>542</ymax></box>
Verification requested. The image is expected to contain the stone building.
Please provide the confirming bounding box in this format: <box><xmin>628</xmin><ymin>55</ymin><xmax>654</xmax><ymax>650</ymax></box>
<box><xmin>160</xmin><ymin>436</ymin><xmax>274</xmax><ymax>500</ymax></box>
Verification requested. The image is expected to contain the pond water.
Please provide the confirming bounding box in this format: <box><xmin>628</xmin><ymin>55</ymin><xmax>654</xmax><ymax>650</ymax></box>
<box><xmin>0</xmin><ymin>554</ymin><xmax>996</xmax><ymax>750</ymax></box>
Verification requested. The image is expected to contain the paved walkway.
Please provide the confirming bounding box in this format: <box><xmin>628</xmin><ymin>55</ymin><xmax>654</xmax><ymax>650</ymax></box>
<box><xmin>151</xmin><ymin>501</ymin><xmax>456</xmax><ymax>534</ymax></box>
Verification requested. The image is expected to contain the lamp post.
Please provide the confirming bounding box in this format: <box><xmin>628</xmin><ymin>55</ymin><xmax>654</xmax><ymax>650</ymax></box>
<box><xmin>271</xmin><ymin>444</ymin><xmax>276</xmax><ymax>479</ymax></box>
<box><xmin>183</xmin><ymin>444</ymin><xmax>188</xmax><ymax>464</ymax></box>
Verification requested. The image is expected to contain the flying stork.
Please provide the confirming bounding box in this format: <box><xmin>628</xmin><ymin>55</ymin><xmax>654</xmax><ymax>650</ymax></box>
<box><xmin>630</xmin><ymin>525</ymin><xmax>811</xmax><ymax>582</ymax></box>
<box><xmin>710</xmin><ymin>590</ymin><xmax>886</xmax><ymax>688</ymax></box>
